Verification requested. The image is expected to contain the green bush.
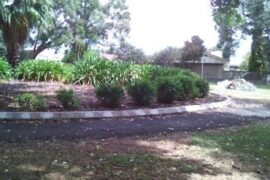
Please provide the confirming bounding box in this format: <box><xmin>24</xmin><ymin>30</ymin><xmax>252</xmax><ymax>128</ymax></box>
<box><xmin>15</xmin><ymin>60</ymin><xmax>71</xmax><ymax>82</ymax></box>
<box><xmin>176</xmin><ymin>75</ymin><xmax>199</xmax><ymax>100</ymax></box>
<box><xmin>15</xmin><ymin>93</ymin><xmax>45</xmax><ymax>111</ymax></box>
<box><xmin>195</xmin><ymin>78</ymin><xmax>209</xmax><ymax>98</ymax></box>
<box><xmin>96</xmin><ymin>83</ymin><xmax>124</xmax><ymax>107</ymax></box>
<box><xmin>0</xmin><ymin>57</ymin><xmax>12</xmax><ymax>80</ymax></box>
<box><xmin>156</xmin><ymin>77</ymin><xmax>180</xmax><ymax>103</ymax></box>
<box><xmin>56</xmin><ymin>88</ymin><xmax>80</xmax><ymax>110</ymax></box>
<box><xmin>127</xmin><ymin>79</ymin><xmax>155</xmax><ymax>106</ymax></box>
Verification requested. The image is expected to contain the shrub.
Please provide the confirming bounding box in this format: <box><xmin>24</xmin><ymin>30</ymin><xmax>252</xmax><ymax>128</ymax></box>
<box><xmin>95</xmin><ymin>83</ymin><xmax>124</xmax><ymax>107</ymax></box>
<box><xmin>127</xmin><ymin>79</ymin><xmax>155</xmax><ymax>106</ymax></box>
<box><xmin>15</xmin><ymin>60</ymin><xmax>71</xmax><ymax>82</ymax></box>
<box><xmin>156</xmin><ymin>77</ymin><xmax>180</xmax><ymax>103</ymax></box>
<box><xmin>56</xmin><ymin>88</ymin><xmax>80</xmax><ymax>109</ymax></box>
<box><xmin>0</xmin><ymin>57</ymin><xmax>12</xmax><ymax>80</ymax></box>
<box><xmin>15</xmin><ymin>93</ymin><xmax>45</xmax><ymax>111</ymax></box>
<box><xmin>176</xmin><ymin>75</ymin><xmax>199</xmax><ymax>100</ymax></box>
<box><xmin>195</xmin><ymin>78</ymin><xmax>209</xmax><ymax>98</ymax></box>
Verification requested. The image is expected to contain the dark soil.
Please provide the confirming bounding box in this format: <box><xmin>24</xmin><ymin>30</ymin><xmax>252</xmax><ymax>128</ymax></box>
<box><xmin>0</xmin><ymin>81</ymin><xmax>225</xmax><ymax>112</ymax></box>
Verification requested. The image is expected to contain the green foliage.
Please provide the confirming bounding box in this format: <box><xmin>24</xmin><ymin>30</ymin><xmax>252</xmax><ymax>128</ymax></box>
<box><xmin>0</xmin><ymin>0</ymin><xmax>53</xmax><ymax>66</ymax></box>
<box><xmin>181</xmin><ymin>36</ymin><xmax>206</xmax><ymax>62</ymax></box>
<box><xmin>156</xmin><ymin>77</ymin><xmax>180</xmax><ymax>103</ymax></box>
<box><xmin>15</xmin><ymin>93</ymin><xmax>45</xmax><ymax>111</ymax></box>
<box><xmin>15</xmin><ymin>60</ymin><xmax>71</xmax><ymax>82</ymax></box>
<box><xmin>95</xmin><ymin>83</ymin><xmax>124</xmax><ymax>108</ymax></box>
<box><xmin>127</xmin><ymin>79</ymin><xmax>155</xmax><ymax>106</ymax></box>
<box><xmin>0</xmin><ymin>57</ymin><xmax>12</xmax><ymax>80</ymax></box>
<box><xmin>176</xmin><ymin>75</ymin><xmax>199</xmax><ymax>100</ymax></box>
<box><xmin>112</xmin><ymin>42</ymin><xmax>147</xmax><ymax>64</ymax></box>
<box><xmin>195</xmin><ymin>78</ymin><xmax>209</xmax><ymax>98</ymax></box>
<box><xmin>240</xmin><ymin>53</ymin><xmax>250</xmax><ymax>71</ymax></box>
<box><xmin>56</xmin><ymin>88</ymin><xmax>80</xmax><ymax>110</ymax></box>
<box><xmin>152</xmin><ymin>47</ymin><xmax>182</xmax><ymax>65</ymax></box>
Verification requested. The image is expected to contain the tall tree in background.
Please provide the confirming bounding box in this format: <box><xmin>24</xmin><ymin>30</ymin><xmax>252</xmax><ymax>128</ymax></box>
<box><xmin>111</xmin><ymin>42</ymin><xmax>147</xmax><ymax>64</ymax></box>
<box><xmin>211</xmin><ymin>0</ymin><xmax>270</xmax><ymax>74</ymax></box>
<box><xmin>181</xmin><ymin>36</ymin><xmax>206</xmax><ymax>62</ymax></box>
<box><xmin>27</xmin><ymin>0</ymin><xmax>130</xmax><ymax>61</ymax></box>
<box><xmin>152</xmin><ymin>47</ymin><xmax>182</xmax><ymax>65</ymax></box>
<box><xmin>0</xmin><ymin>0</ymin><xmax>53</xmax><ymax>67</ymax></box>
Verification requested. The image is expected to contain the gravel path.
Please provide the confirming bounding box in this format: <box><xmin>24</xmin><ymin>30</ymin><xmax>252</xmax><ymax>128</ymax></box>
<box><xmin>0</xmin><ymin>102</ymin><xmax>268</xmax><ymax>142</ymax></box>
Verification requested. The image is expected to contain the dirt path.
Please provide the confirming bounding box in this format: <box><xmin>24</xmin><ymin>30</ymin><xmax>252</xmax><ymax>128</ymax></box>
<box><xmin>0</xmin><ymin>103</ymin><xmax>268</xmax><ymax>142</ymax></box>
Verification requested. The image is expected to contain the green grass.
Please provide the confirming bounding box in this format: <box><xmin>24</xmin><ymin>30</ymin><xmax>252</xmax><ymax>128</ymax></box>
<box><xmin>192</xmin><ymin>121</ymin><xmax>270</xmax><ymax>166</ymax></box>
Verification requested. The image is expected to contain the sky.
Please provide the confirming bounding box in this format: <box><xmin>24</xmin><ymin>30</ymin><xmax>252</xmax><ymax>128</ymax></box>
<box><xmin>126</xmin><ymin>0</ymin><xmax>251</xmax><ymax>65</ymax></box>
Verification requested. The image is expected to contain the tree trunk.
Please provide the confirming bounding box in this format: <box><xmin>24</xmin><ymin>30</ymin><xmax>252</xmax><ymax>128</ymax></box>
<box><xmin>6</xmin><ymin>47</ymin><xmax>20</xmax><ymax>68</ymax></box>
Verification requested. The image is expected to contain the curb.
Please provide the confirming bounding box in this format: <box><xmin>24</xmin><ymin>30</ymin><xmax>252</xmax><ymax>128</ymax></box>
<box><xmin>0</xmin><ymin>97</ymin><xmax>232</xmax><ymax>120</ymax></box>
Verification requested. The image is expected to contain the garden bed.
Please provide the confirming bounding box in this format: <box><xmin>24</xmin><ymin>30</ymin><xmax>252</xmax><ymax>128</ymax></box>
<box><xmin>0</xmin><ymin>81</ymin><xmax>225</xmax><ymax>112</ymax></box>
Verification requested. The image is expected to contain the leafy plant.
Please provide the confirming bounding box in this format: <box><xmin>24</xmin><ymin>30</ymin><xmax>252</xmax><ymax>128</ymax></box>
<box><xmin>56</xmin><ymin>88</ymin><xmax>80</xmax><ymax>110</ymax></box>
<box><xmin>95</xmin><ymin>83</ymin><xmax>124</xmax><ymax>108</ymax></box>
<box><xmin>15</xmin><ymin>60</ymin><xmax>71</xmax><ymax>82</ymax></box>
<box><xmin>0</xmin><ymin>57</ymin><xmax>12</xmax><ymax>80</ymax></box>
<box><xmin>177</xmin><ymin>75</ymin><xmax>199</xmax><ymax>100</ymax></box>
<box><xmin>195</xmin><ymin>78</ymin><xmax>209</xmax><ymax>98</ymax></box>
<box><xmin>127</xmin><ymin>79</ymin><xmax>155</xmax><ymax>106</ymax></box>
<box><xmin>15</xmin><ymin>93</ymin><xmax>45</xmax><ymax>111</ymax></box>
<box><xmin>156</xmin><ymin>77</ymin><xmax>180</xmax><ymax>103</ymax></box>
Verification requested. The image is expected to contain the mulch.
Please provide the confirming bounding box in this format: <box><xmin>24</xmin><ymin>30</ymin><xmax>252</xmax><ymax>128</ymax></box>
<box><xmin>0</xmin><ymin>81</ymin><xmax>226</xmax><ymax>112</ymax></box>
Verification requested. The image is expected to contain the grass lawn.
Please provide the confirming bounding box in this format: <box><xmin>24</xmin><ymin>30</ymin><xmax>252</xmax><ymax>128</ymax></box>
<box><xmin>1</xmin><ymin>121</ymin><xmax>270</xmax><ymax>179</ymax></box>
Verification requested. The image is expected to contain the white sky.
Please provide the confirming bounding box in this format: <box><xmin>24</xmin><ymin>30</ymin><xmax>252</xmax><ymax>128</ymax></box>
<box><xmin>126</xmin><ymin>0</ymin><xmax>251</xmax><ymax>65</ymax></box>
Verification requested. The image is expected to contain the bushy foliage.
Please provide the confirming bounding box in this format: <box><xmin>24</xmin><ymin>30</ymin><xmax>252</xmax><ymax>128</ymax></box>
<box><xmin>15</xmin><ymin>93</ymin><xmax>45</xmax><ymax>111</ymax></box>
<box><xmin>176</xmin><ymin>75</ymin><xmax>199</xmax><ymax>100</ymax></box>
<box><xmin>0</xmin><ymin>57</ymin><xmax>12</xmax><ymax>80</ymax></box>
<box><xmin>72</xmin><ymin>51</ymin><xmax>140</xmax><ymax>86</ymax></box>
<box><xmin>127</xmin><ymin>79</ymin><xmax>155</xmax><ymax>106</ymax></box>
<box><xmin>15</xmin><ymin>60</ymin><xmax>71</xmax><ymax>82</ymax></box>
<box><xmin>156</xmin><ymin>77</ymin><xmax>180</xmax><ymax>103</ymax></box>
<box><xmin>56</xmin><ymin>88</ymin><xmax>80</xmax><ymax>110</ymax></box>
<box><xmin>96</xmin><ymin>83</ymin><xmax>124</xmax><ymax>108</ymax></box>
<box><xmin>181</xmin><ymin>36</ymin><xmax>206</xmax><ymax>62</ymax></box>
<box><xmin>195</xmin><ymin>78</ymin><xmax>209</xmax><ymax>98</ymax></box>
<box><xmin>152</xmin><ymin>47</ymin><xmax>182</xmax><ymax>65</ymax></box>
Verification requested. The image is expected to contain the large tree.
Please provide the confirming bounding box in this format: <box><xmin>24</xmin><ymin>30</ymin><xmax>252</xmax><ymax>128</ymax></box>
<box><xmin>0</xmin><ymin>0</ymin><xmax>53</xmax><ymax>67</ymax></box>
<box><xmin>181</xmin><ymin>36</ymin><xmax>206</xmax><ymax>62</ymax></box>
<box><xmin>211</xmin><ymin>0</ymin><xmax>270</xmax><ymax>74</ymax></box>
<box><xmin>26</xmin><ymin>0</ymin><xmax>130</xmax><ymax>60</ymax></box>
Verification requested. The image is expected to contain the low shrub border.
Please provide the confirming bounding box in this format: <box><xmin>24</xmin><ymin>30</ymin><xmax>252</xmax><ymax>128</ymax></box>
<box><xmin>0</xmin><ymin>95</ymin><xmax>231</xmax><ymax>120</ymax></box>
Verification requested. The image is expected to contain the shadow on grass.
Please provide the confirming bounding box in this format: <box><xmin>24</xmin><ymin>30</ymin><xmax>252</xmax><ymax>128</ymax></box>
<box><xmin>191</xmin><ymin>121</ymin><xmax>270</xmax><ymax>177</ymax></box>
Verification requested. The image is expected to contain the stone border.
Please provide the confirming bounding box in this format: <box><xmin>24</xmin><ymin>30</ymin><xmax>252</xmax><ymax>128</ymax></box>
<box><xmin>0</xmin><ymin>97</ymin><xmax>231</xmax><ymax>120</ymax></box>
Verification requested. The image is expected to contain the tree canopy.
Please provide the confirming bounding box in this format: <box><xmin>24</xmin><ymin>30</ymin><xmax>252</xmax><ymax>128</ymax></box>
<box><xmin>181</xmin><ymin>36</ymin><xmax>206</xmax><ymax>62</ymax></box>
<box><xmin>211</xmin><ymin>0</ymin><xmax>270</xmax><ymax>74</ymax></box>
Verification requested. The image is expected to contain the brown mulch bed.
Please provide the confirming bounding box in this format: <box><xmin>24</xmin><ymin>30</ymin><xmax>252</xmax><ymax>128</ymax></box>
<box><xmin>0</xmin><ymin>81</ymin><xmax>226</xmax><ymax>112</ymax></box>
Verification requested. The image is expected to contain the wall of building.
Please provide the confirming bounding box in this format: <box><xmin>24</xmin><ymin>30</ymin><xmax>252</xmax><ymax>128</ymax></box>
<box><xmin>181</xmin><ymin>63</ymin><xmax>224</xmax><ymax>80</ymax></box>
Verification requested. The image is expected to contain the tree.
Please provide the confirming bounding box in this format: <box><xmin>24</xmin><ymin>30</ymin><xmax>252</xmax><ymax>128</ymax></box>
<box><xmin>152</xmin><ymin>47</ymin><xmax>182</xmax><ymax>65</ymax></box>
<box><xmin>27</xmin><ymin>0</ymin><xmax>130</xmax><ymax>60</ymax></box>
<box><xmin>0</xmin><ymin>0</ymin><xmax>53</xmax><ymax>67</ymax></box>
<box><xmin>181</xmin><ymin>36</ymin><xmax>206</xmax><ymax>62</ymax></box>
<box><xmin>112</xmin><ymin>42</ymin><xmax>147</xmax><ymax>64</ymax></box>
<box><xmin>211</xmin><ymin>0</ymin><xmax>270</xmax><ymax>74</ymax></box>
<box><xmin>240</xmin><ymin>52</ymin><xmax>250</xmax><ymax>71</ymax></box>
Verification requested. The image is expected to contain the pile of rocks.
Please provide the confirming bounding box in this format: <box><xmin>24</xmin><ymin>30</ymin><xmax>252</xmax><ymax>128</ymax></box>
<box><xmin>217</xmin><ymin>79</ymin><xmax>256</xmax><ymax>92</ymax></box>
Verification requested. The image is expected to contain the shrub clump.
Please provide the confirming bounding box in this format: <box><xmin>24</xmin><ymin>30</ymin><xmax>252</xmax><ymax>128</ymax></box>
<box><xmin>56</xmin><ymin>88</ymin><xmax>80</xmax><ymax>110</ymax></box>
<box><xmin>176</xmin><ymin>75</ymin><xmax>199</xmax><ymax>100</ymax></box>
<box><xmin>127</xmin><ymin>79</ymin><xmax>155</xmax><ymax>106</ymax></box>
<box><xmin>195</xmin><ymin>78</ymin><xmax>209</xmax><ymax>98</ymax></box>
<box><xmin>156</xmin><ymin>77</ymin><xmax>180</xmax><ymax>103</ymax></box>
<box><xmin>0</xmin><ymin>57</ymin><xmax>12</xmax><ymax>81</ymax></box>
<box><xmin>96</xmin><ymin>83</ymin><xmax>124</xmax><ymax>107</ymax></box>
<box><xmin>15</xmin><ymin>93</ymin><xmax>45</xmax><ymax>111</ymax></box>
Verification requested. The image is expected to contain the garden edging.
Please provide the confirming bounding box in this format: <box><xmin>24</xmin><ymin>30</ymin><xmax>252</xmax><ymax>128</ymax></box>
<box><xmin>0</xmin><ymin>96</ymin><xmax>231</xmax><ymax>120</ymax></box>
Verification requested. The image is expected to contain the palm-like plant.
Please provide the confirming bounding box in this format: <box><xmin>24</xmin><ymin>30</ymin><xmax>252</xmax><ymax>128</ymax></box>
<box><xmin>0</xmin><ymin>0</ymin><xmax>53</xmax><ymax>67</ymax></box>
